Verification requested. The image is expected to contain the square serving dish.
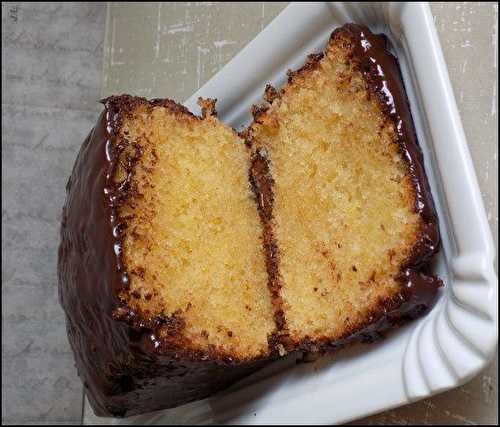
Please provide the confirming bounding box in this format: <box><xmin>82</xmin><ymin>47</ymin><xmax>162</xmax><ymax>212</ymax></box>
<box><xmin>84</xmin><ymin>2</ymin><xmax>497</xmax><ymax>424</ymax></box>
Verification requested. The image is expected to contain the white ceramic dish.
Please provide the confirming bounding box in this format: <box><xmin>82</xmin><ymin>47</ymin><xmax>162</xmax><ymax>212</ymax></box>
<box><xmin>84</xmin><ymin>2</ymin><xmax>497</xmax><ymax>424</ymax></box>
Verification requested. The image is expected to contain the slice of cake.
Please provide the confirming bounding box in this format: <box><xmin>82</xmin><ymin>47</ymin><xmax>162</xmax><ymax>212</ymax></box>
<box><xmin>58</xmin><ymin>96</ymin><xmax>277</xmax><ymax>417</ymax></box>
<box><xmin>244</xmin><ymin>24</ymin><xmax>442</xmax><ymax>353</ymax></box>
<box><xmin>58</xmin><ymin>23</ymin><xmax>443</xmax><ymax>418</ymax></box>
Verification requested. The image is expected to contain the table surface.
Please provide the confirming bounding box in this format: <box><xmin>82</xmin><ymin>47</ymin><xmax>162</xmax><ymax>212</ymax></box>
<box><xmin>1</xmin><ymin>2</ymin><xmax>497</xmax><ymax>425</ymax></box>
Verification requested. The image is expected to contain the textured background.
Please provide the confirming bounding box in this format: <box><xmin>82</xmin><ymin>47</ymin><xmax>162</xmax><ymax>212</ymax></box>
<box><xmin>2</xmin><ymin>2</ymin><xmax>106</xmax><ymax>424</ymax></box>
<box><xmin>2</xmin><ymin>2</ymin><xmax>498</xmax><ymax>425</ymax></box>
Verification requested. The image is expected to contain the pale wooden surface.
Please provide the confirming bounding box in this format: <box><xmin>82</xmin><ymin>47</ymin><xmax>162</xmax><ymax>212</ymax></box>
<box><xmin>100</xmin><ymin>2</ymin><xmax>498</xmax><ymax>424</ymax></box>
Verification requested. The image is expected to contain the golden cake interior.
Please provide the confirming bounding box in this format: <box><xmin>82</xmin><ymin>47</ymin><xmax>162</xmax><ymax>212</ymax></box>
<box><xmin>249</xmin><ymin>38</ymin><xmax>423</xmax><ymax>345</ymax></box>
<box><xmin>115</xmin><ymin>101</ymin><xmax>275</xmax><ymax>359</ymax></box>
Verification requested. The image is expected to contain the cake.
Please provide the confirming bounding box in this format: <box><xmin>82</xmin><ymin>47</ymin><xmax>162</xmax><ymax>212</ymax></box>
<box><xmin>58</xmin><ymin>23</ymin><xmax>442</xmax><ymax>418</ymax></box>
<box><xmin>244</xmin><ymin>23</ymin><xmax>442</xmax><ymax>353</ymax></box>
<box><xmin>58</xmin><ymin>96</ymin><xmax>278</xmax><ymax>417</ymax></box>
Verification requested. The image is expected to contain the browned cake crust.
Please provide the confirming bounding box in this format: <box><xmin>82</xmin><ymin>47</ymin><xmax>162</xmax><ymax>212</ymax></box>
<box><xmin>58</xmin><ymin>96</ymin><xmax>275</xmax><ymax>417</ymax></box>
<box><xmin>245</xmin><ymin>24</ymin><xmax>442</xmax><ymax>353</ymax></box>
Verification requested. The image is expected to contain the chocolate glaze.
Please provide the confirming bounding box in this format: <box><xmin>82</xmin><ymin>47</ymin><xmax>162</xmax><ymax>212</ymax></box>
<box><xmin>58</xmin><ymin>96</ymin><xmax>273</xmax><ymax>417</ymax></box>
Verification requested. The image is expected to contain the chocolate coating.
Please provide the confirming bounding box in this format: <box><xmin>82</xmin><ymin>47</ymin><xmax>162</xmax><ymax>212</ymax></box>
<box><xmin>58</xmin><ymin>98</ymin><xmax>272</xmax><ymax>417</ymax></box>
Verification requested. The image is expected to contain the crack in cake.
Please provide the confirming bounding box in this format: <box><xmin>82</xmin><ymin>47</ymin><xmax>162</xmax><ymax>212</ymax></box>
<box><xmin>58</xmin><ymin>23</ymin><xmax>442</xmax><ymax>417</ymax></box>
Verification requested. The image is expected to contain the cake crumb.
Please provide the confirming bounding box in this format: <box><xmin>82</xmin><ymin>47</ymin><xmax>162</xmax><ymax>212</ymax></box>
<box><xmin>277</xmin><ymin>343</ymin><xmax>287</xmax><ymax>356</ymax></box>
